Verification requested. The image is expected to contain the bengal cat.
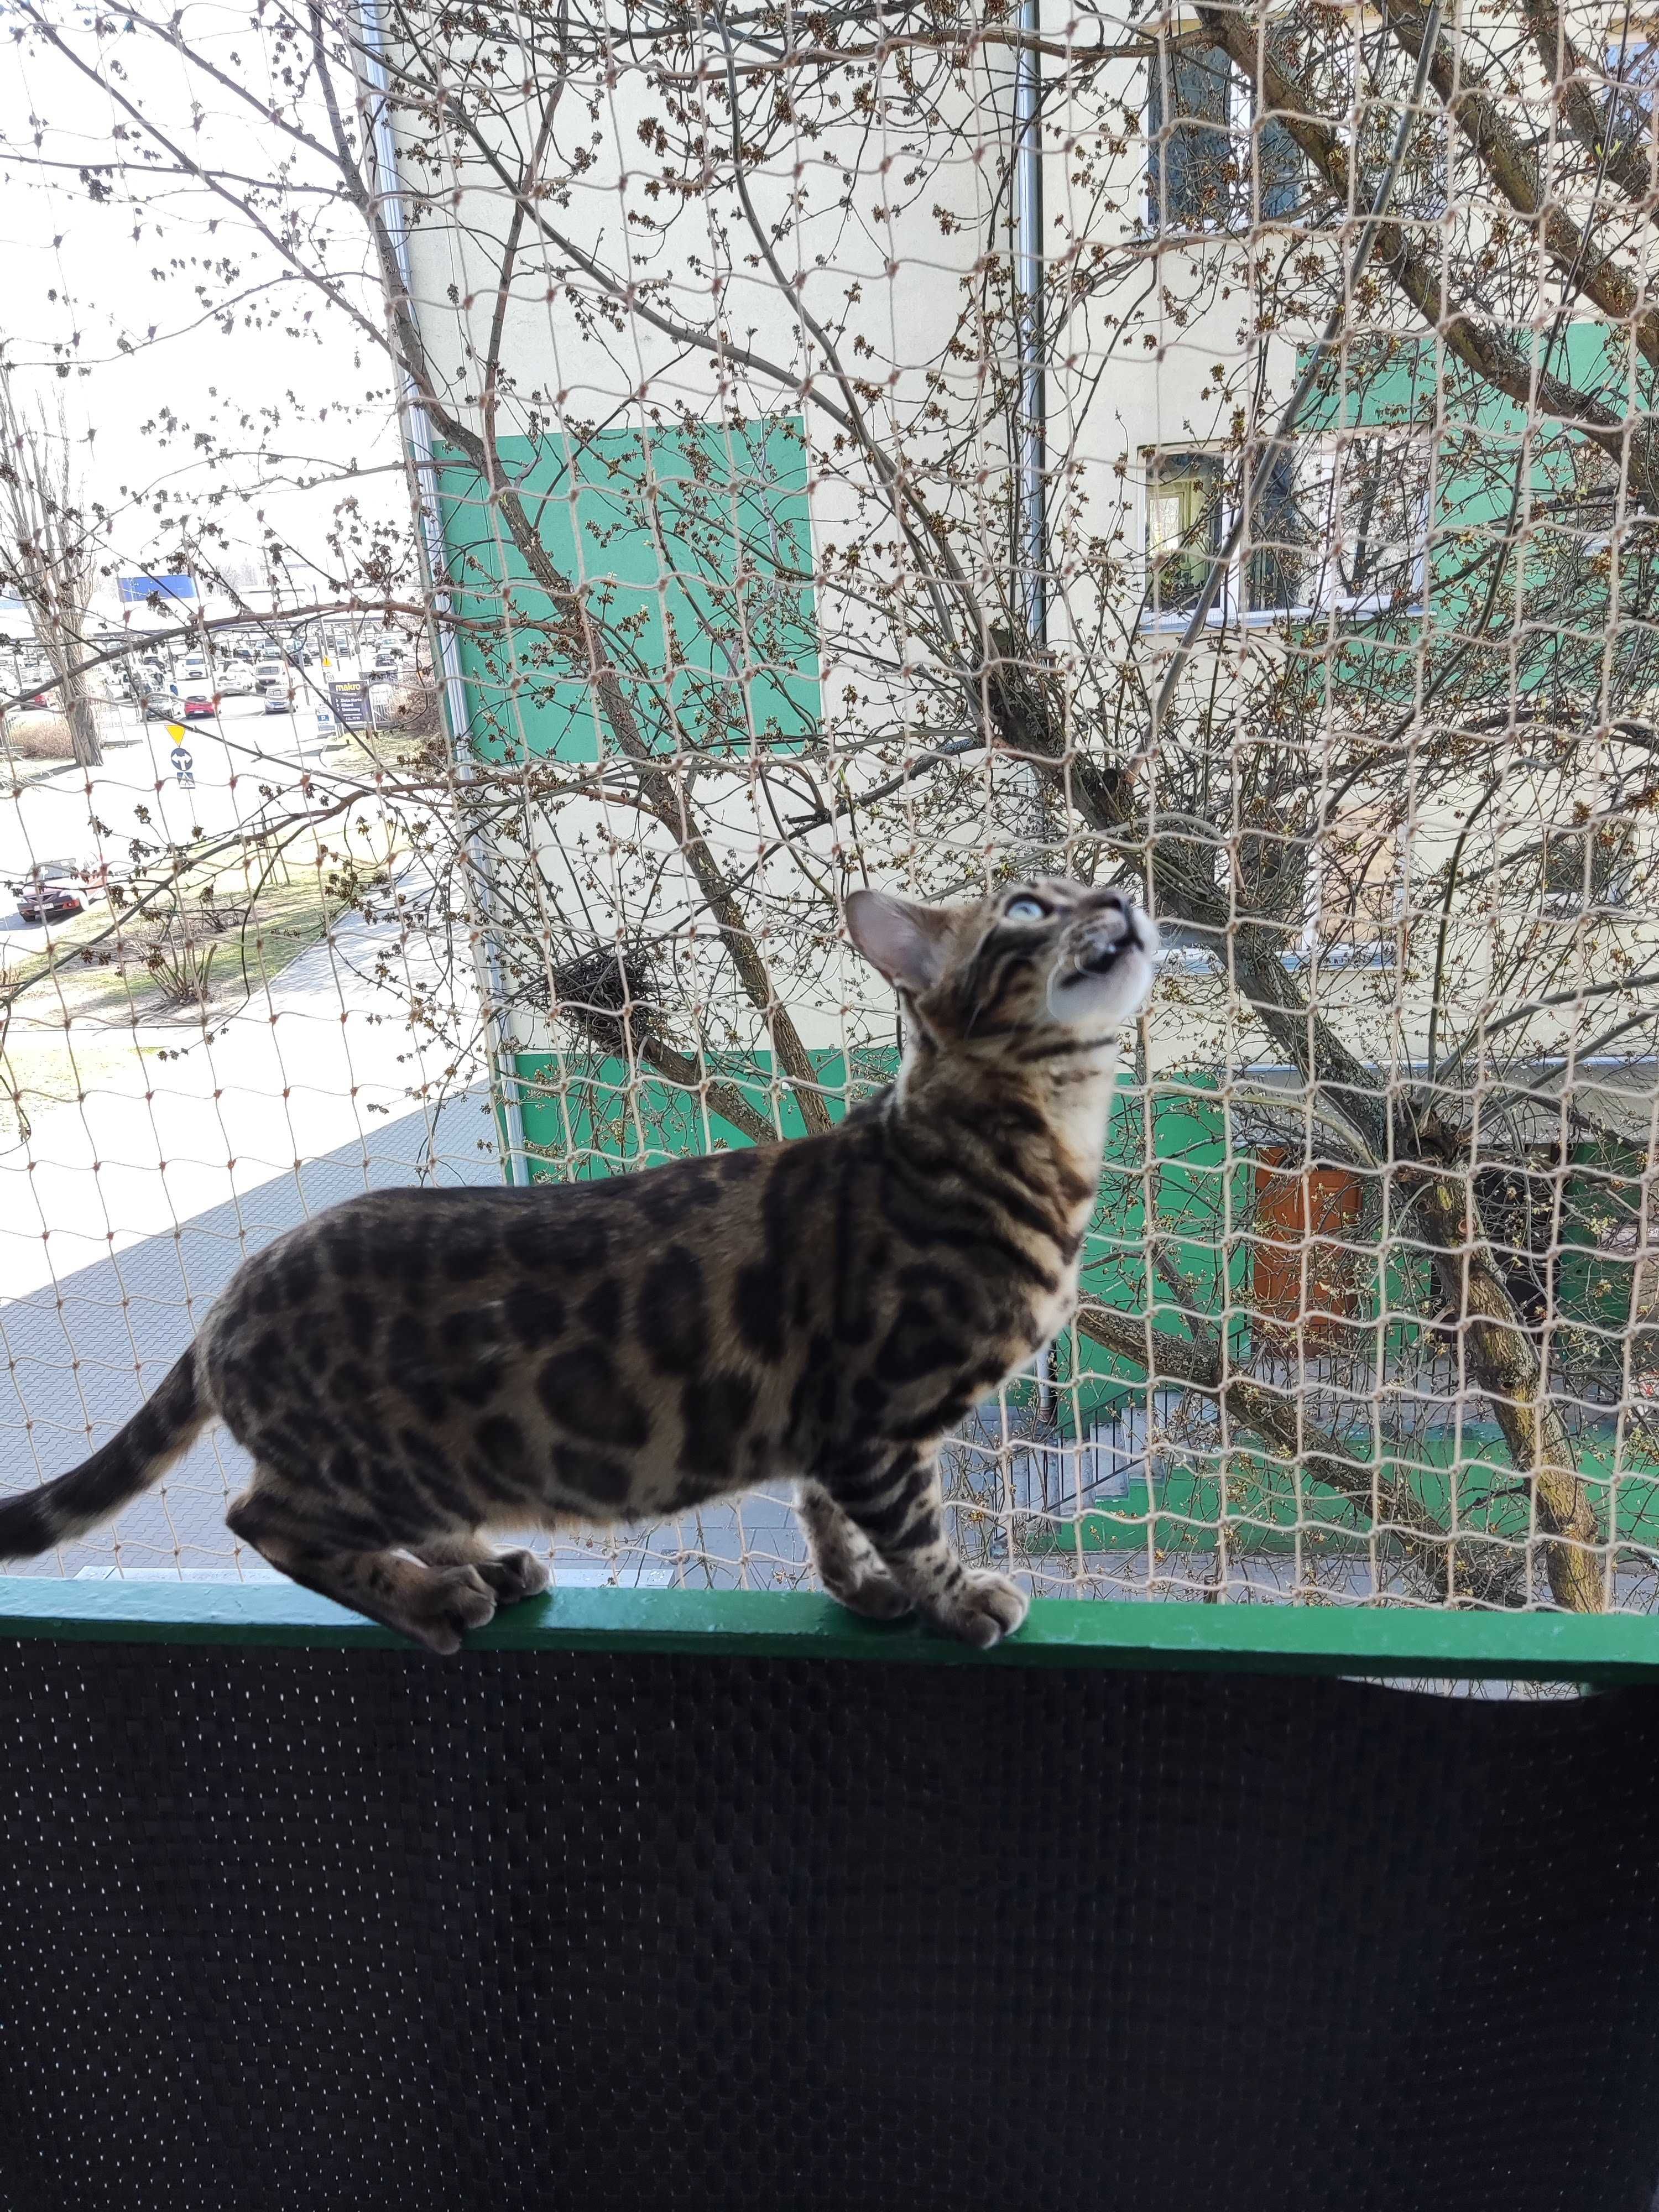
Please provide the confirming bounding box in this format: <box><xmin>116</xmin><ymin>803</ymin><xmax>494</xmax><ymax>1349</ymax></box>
<box><xmin>0</xmin><ymin>879</ymin><xmax>1157</xmax><ymax>1651</ymax></box>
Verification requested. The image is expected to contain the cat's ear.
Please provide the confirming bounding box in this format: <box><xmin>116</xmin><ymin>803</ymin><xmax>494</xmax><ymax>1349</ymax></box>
<box><xmin>845</xmin><ymin>889</ymin><xmax>954</xmax><ymax>993</ymax></box>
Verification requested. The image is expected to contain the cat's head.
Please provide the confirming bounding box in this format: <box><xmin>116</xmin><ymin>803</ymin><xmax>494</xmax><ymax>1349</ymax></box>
<box><xmin>846</xmin><ymin>877</ymin><xmax>1159</xmax><ymax>1046</ymax></box>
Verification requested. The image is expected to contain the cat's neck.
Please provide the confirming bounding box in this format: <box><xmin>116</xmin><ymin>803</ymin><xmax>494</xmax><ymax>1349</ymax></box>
<box><xmin>888</xmin><ymin>1030</ymin><xmax>1123</xmax><ymax>1200</ymax></box>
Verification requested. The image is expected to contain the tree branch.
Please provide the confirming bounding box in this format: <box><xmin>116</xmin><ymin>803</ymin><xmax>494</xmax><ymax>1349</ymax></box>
<box><xmin>1194</xmin><ymin>1</ymin><xmax>1659</xmax><ymax>504</ymax></box>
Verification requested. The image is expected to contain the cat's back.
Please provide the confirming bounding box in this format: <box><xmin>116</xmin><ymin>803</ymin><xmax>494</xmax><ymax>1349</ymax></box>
<box><xmin>201</xmin><ymin>1140</ymin><xmax>795</xmax><ymax>1345</ymax></box>
<box><xmin>192</xmin><ymin>1130</ymin><xmax>858</xmax><ymax>1482</ymax></box>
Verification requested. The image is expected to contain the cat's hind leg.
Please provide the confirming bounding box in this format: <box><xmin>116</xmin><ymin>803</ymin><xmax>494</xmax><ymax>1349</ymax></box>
<box><xmin>820</xmin><ymin>1449</ymin><xmax>1029</xmax><ymax>1649</ymax></box>
<box><xmin>797</xmin><ymin>1480</ymin><xmax>911</xmax><ymax>1620</ymax></box>
<box><xmin>227</xmin><ymin>1484</ymin><xmax>497</xmax><ymax>1655</ymax></box>
<box><xmin>415</xmin><ymin>1530</ymin><xmax>550</xmax><ymax>1604</ymax></box>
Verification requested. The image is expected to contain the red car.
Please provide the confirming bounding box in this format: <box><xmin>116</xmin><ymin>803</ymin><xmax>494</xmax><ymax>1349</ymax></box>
<box><xmin>11</xmin><ymin>860</ymin><xmax>103</xmax><ymax>924</ymax></box>
<box><xmin>144</xmin><ymin>690</ymin><xmax>217</xmax><ymax>722</ymax></box>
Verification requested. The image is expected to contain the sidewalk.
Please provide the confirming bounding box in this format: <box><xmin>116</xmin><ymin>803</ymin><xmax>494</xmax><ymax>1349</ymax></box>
<box><xmin>2</xmin><ymin>880</ymin><xmax>489</xmax><ymax>1301</ymax></box>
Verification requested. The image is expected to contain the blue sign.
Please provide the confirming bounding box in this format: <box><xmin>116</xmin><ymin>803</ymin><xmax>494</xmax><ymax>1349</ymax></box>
<box><xmin>117</xmin><ymin>574</ymin><xmax>196</xmax><ymax>605</ymax></box>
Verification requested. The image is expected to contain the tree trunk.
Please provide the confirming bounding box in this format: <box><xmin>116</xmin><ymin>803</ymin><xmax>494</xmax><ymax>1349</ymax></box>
<box><xmin>1411</xmin><ymin>1172</ymin><xmax>1605</xmax><ymax>1612</ymax></box>
<box><xmin>65</xmin><ymin>681</ymin><xmax>101</xmax><ymax>768</ymax></box>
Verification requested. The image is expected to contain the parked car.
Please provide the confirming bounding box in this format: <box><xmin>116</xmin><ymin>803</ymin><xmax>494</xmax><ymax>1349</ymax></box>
<box><xmin>142</xmin><ymin>691</ymin><xmax>181</xmax><ymax>721</ymax></box>
<box><xmin>10</xmin><ymin>859</ymin><xmax>105</xmax><ymax>924</ymax></box>
<box><xmin>216</xmin><ymin>667</ymin><xmax>254</xmax><ymax>697</ymax></box>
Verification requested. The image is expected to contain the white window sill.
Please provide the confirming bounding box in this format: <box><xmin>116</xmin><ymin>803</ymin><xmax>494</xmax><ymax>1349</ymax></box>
<box><xmin>1141</xmin><ymin>599</ymin><xmax>1424</xmax><ymax>633</ymax></box>
<box><xmin>1159</xmin><ymin>944</ymin><xmax>1397</xmax><ymax>975</ymax></box>
<box><xmin>1142</xmin><ymin>607</ymin><xmax>1307</xmax><ymax>632</ymax></box>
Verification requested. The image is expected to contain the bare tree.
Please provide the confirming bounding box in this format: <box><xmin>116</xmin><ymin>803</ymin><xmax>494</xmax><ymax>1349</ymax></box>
<box><xmin>0</xmin><ymin>362</ymin><xmax>102</xmax><ymax>767</ymax></box>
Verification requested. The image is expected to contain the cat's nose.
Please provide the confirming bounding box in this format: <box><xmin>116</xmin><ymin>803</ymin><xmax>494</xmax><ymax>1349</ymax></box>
<box><xmin>1072</xmin><ymin>886</ymin><xmax>1154</xmax><ymax>967</ymax></box>
<box><xmin>1084</xmin><ymin>886</ymin><xmax>1131</xmax><ymax>925</ymax></box>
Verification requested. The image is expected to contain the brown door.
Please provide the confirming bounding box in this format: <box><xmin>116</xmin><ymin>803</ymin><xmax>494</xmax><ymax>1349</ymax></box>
<box><xmin>1253</xmin><ymin>1155</ymin><xmax>1364</xmax><ymax>1343</ymax></box>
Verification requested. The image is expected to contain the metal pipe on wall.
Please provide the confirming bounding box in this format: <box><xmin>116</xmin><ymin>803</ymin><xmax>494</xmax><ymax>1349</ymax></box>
<box><xmin>353</xmin><ymin>0</ymin><xmax>530</xmax><ymax>1186</ymax></box>
<box><xmin>1013</xmin><ymin>0</ymin><xmax>1046</xmax><ymax>656</ymax></box>
<box><xmin>1013</xmin><ymin>0</ymin><xmax>1057</xmax><ymax>1422</ymax></box>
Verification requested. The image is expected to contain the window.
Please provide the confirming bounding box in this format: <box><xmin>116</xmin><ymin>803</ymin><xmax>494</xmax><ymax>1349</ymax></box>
<box><xmin>1301</xmin><ymin>432</ymin><xmax>1431</xmax><ymax>615</ymax></box>
<box><xmin>1540</xmin><ymin>820</ymin><xmax>1635</xmax><ymax>920</ymax></box>
<box><xmin>1147</xmin><ymin>43</ymin><xmax>1232</xmax><ymax>228</ymax></box>
<box><xmin>1247</xmin><ymin>448</ymin><xmax>1303</xmax><ymax>613</ymax></box>
<box><xmin>1598</xmin><ymin>34</ymin><xmax>1659</xmax><ymax>207</ymax></box>
<box><xmin>1606</xmin><ymin>33</ymin><xmax>1659</xmax><ymax>117</ymax></box>
<box><xmin>1144</xmin><ymin>446</ymin><xmax>1305</xmax><ymax>619</ymax></box>
<box><xmin>1148</xmin><ymin>451</ymin><xmax>1223</xmax><ymax>614</ymax></box>
<box><xmin>1145</xmin><ymin>433</ymin><xmax>1430</xmax><ymax>625</ymax></box>
<box><xmin>1146</xmin><ymin>39</ymin><xmax>1301</xmax><ymax>229</ymax></box>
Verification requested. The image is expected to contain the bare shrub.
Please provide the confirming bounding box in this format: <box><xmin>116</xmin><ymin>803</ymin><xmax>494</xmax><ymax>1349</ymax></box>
<box><xmin>384</xmin><ymin>683</ymin><xmax>440</xmax><ymax>738</ymax></box>
<box><xmin>137</xmin><ymin>886</ymin><xmax>250</xmax><ymax>1011</ymax></box>
<box><xmin>3</xmin><ymin>712</ymin><xmax>73</xmax><ymax>760</ymax></box>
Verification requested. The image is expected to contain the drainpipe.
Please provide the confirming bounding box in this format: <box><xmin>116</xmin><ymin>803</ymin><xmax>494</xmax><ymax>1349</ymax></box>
<box><xmin>1013</xmin><ymin>0</ymin><xmax>1046</xmax><ymax>662</ymax></box>
<box><xmin>354</xmin><ymin>0</ymin><xmax>530</xmax><ymax>1186</ymax></box>
<box><xmin>1013</xmin><ymin>0</ymin><xmax>1057</xmax><ymax>1425</ymax></box>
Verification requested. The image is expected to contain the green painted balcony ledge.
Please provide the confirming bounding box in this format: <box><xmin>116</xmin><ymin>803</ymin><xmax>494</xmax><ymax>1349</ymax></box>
<box><xmin>2</xmin><ymin>1577</ymin><xmax>1659</xmax><ymax>1680</ymax></box>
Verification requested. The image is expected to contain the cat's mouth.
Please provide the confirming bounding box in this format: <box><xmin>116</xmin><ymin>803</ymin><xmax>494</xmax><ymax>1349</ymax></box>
<box><xmin>1072</xmin><ymin>938</ymin><xmax>1126</xmax><ymax>978</ymax></box>
<box><xmin>1059</xmin><ymin>920</ymin><xmax>1139</xmax><ymax>983</ymax></box>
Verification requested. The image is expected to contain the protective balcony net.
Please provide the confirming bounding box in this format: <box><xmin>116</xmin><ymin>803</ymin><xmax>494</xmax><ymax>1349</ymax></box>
<box><xmin>4</xmin><ymin>0</ymin><xmax>1659</xmax><ymax>1621</ymax></box>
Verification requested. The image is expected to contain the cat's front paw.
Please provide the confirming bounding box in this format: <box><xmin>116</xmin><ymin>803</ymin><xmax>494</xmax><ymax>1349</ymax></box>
<box><xmin>408</xmin><ymin>1565</ymin><xmax>498</xmax><ymax>1656</ymax></box>
<box><xmin>932</xmin><ymin>1571</ymin><xmax>1029</xmax><ymax>1650</ymax></box>
<box><xmin>827</xmin><ymin>1564</ymin><xmax>913</xmax><ymax>1622</ymax></box>
<box><xmin>475</xmin><ymin>1547</ymin><xmax>551</xmax><ymax>1603</ymax></box>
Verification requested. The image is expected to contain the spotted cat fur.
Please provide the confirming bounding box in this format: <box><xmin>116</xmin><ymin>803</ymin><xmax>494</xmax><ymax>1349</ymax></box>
<box><xmin>0</xmin><ymin>880</ymin><xmax>1158</xmax><ymax>1651</ymax></box>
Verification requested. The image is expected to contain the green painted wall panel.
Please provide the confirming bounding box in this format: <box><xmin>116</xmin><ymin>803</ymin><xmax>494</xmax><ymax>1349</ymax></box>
<box><xmin>433</xmin><ymin>420</ymin><xmax>818</xmax><ymax>762</ymax></box>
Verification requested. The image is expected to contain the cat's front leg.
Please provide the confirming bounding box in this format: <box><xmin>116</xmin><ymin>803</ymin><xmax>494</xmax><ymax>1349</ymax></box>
<box><xmin>797</xmin><ymin>1480</ymin><xmax>912</xmax><ymax>1620</ymax></box>
<box><xmin>815</xmin><ymin>1448</ymin><xmax>1030</xmax><ymax>1650</ymax></box>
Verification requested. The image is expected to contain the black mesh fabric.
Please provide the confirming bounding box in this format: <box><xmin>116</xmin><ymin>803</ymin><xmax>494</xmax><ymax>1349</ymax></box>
<box><xmin>1</xmin><ymin>1642</ymin><xmax>1657</xmax><ymax>2212</ymax></box>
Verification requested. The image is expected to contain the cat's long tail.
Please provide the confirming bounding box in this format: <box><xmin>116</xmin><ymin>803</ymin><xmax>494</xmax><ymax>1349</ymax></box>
<box><xmin>0</xmin><ymin>1347</ymin><xmax>210</xmax><ymax>1559</ymax></box>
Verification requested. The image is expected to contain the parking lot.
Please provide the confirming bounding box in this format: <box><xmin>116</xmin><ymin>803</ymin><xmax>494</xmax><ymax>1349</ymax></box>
<box><xmin>2</xmin><ymin>690</ymin><xmax>364</xmax><ymax>968</ymax></box>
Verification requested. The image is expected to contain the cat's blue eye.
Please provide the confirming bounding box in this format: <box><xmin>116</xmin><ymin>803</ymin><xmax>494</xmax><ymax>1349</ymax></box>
<box><xmin>1005</xmin><ymin>896</ymin><xmax>1047</xmax><ymax>921</ymax></box>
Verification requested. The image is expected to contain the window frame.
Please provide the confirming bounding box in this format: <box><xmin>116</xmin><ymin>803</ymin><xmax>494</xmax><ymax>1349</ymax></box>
<box><xmin>1140</xmin><ymin>432</ymin><xmax>1431</xmax><ymax>631</ymax></box>
<box><xmin>1145</xmin><ymin>34</ymin><xmax>1302</xmax><ymax>233</ymax></box>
